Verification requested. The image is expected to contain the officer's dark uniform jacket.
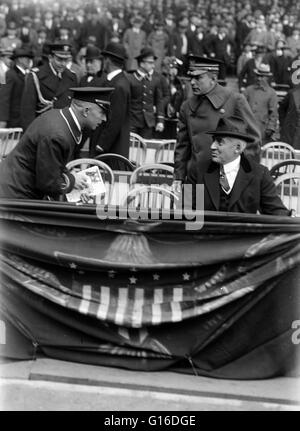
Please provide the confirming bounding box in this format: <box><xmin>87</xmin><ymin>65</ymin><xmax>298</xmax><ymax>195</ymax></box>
<box><xmin>0</xmin><ymin>107</ymin><xmax>81</xmax><ymax>200</ymax></box>
<box><xmin>89</xmin><ymin>71</ymin><xmax>131</xmax><ymax>159</ymax></box>
<box><xmin>126</xmin><ymin>69</ymin><xmax>164</xmax><ymax>130</ymax></box>
<box><xmin>20</xmin><ymin>61</ymin><xmax>77</xmax><ymax>130</ymax></box>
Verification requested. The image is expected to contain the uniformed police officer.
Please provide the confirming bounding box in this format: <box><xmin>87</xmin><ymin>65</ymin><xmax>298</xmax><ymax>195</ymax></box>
<box><xmin>20</xmin><ymin>42</ymin><xmax>78</xmax><ymax>131</ymax></box>
<box><xmin>126</xmin><ymin>47</ymin><xmax>164</xmax><ymax>139</ymax></box>
<box><xmin>173</xmin><ymin>55</ymin><xmax>262</xmax><ymax>192</ymax></box>
<box><xmin>0</xmin><ymin>87</ymin><xmax>113</xmax><ymax>200</ymax></box>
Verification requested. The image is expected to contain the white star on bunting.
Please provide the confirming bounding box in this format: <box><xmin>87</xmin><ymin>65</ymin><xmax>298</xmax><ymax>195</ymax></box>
<box><xmin>129</xmin><ymin>276</ymin><xmax>137</xmax><ymax>284</ymax></box>
<box><xmin>153</xmin><ymin>274</ymin><xmax>160</xmax><ymax>281</ymax></box>
<box><xmin>130</xmin><ymin>267</ymin><xmax>138</xmax><ymax>272</ymax></box>
<box><xmin>70</xmin><ymin>262</ymin><xmax>77</xmax><ymax>269</ymax></box>
<box><xmin>182</xmin><ymin>272</ymin><xmax>190</xmax><ymax>281</ymax></box>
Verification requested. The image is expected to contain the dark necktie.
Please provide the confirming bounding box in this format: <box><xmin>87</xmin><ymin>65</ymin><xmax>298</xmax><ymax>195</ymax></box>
<box><xmin>219</xmin><ymin>165</ymin><xmax>230</xmax><ymax>193</ymax></box>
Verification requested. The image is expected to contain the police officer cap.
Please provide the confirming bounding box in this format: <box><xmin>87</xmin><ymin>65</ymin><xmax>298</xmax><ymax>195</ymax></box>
<box><xmin>188</xmin><ymin>55</ymin><xmax>223</xmax><ymax>76</ymax></box>
<box><xmin>49</xmin><ymin>42</ymin><xmax>72</xmax><ymax>58</ymax></box>
<box><xmin>70</xmin><ymin>87</ymin><xmax>114</xmax><ymax>111</ymax></box>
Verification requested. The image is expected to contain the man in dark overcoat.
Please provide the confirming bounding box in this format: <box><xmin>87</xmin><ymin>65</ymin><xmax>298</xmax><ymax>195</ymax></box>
<box><xmin>0</xmin><ymin>47</ymin><xmax>34</xmax><ymax>128</ymax></box>
<box><xmin>20</xmin><ymin>42</ymin><xmax>78</xmax><ymax>131</ymax></box>
<box><xmin>89</xmin><ymin>42</ymin><xmax>131</xmax><ymax>162</ymax></box>
<box><xmin>192</xmin><ymin>117</ymin><xmax>290</xmax><ymax>216</ymax></box>
<box><xmin>279</xmin><ymin>83</ymin><xmax>300</xmax><ymax>150</ymax></box>
<box><xmin>173</xmin><ymin>55</ymin><xmax>261</xmax><ymax>192</ymax></box>
<box><xmin>0</xmin><ymin>87</ymin><xmax>113</xmax><ymax>200</ymax></box>
<box><xmin>79</xmin><ymin>46</ymin><xmax>103</xmax><ymax>86</ymax></box>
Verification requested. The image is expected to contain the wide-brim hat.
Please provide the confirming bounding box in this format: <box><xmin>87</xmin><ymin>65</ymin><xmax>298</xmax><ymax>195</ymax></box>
<box><xmin>206</xmin><ymin>117</ymin><xmax>255</xmax><ymax>142</ymax></box>
<box><xmin>254</xmin><ymin>63</ymin><xmax>273</xmax><ymax>76</ymax></box>
<box><xmin>70</xmin><ymin>87</ymin><xmax>114</xmax><ymax>112</ymax></box>
<box><xmin>12</xmin><ymin>47</ymin><xmax>34</xmax><ymax>60</ymax></box>
<box><xmin>101</xmin><ymin>42</ymin><xmax>127</xmax><ymax>61</ymax></box>
<box><xmin>135</xmin><ymin>47</ymin><xmax>157</xmax><ymax>61</ymax></box>
<box><xmin>85</xmin><ymin>46</ymin><xmax>102</xmax><ymax>61</ymax></box>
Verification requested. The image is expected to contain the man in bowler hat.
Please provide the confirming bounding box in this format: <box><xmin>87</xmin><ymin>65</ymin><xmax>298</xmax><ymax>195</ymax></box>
<box><xmin>0</xmin><ymin>47</ymin><xmax>34</xmax><ymax>128</ymax></box>
<box><xmin>89</xmin><ymin>42</ymin><xmax>131</xmax><ymax>164</ymax></box>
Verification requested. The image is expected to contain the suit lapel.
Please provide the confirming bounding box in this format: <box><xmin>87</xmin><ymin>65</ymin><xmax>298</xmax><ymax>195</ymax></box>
<box><xmin>228</xmin><ymin>164</ymin><xmax>253</xmax><ymax>209</ymax></box>
<box><xmin>204</xmin><ymin>166</ymin><xmax>220</xmax><ymax>210</ymax></box>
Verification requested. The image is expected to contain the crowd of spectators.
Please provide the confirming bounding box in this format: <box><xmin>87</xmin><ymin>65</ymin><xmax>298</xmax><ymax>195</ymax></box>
<box><xmin>0</xmin><ymin>0</ymin><xmax>300</xmax><ymax>79</ymax></box>
<box><xmin>1</xmin><ymin>0</ymin><xmax>300</xmax><ymax>146</ymax></box>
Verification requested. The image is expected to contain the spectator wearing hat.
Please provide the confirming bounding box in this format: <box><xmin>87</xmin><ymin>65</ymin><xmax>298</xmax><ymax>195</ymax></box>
<box><xmin>207</xmin><ymin>24</ymin><xmax>234</xmax><ymax>81</ymax></box>
<box><xmin>235</xmin><ymin>13</ymin><xmax>254</xmax><ymax>57</ymax></box>
<box><xmin>61</xmin><ymin>8</ymin><xmax>82</xmax><ymax>43</ymax></box>
<box><xmin>244</xmin><ymin>63</ymin><xmax>278</xmax><ymax>144</ymax></box>
<box><xmin>126</xmin><ymin>47</ymin><xmax>164</xmax><ymax>139</ymax></box>
<box><xmin>41</xmin><ymin>10</ymin><xmax>56</xmax><ymax>42</ymax></box>
<box><xmin>286</xmin><ymin>28</ymin><xmax>300</xmax><ymax>58</ymax></box>
<box><xmin>189</xmin><ymin>24</ymin><xmax>211</xmax><ymax>58</ymax></box>
<box><xmin>31</xmin><ymin>26</ymin><xmax>48</xmax><ymax>66</ymax></box>
<box><xmin>78</xmin><ymin>9</ymin><xmax>111</xmax><ymax>51</ymax></box>
<box><xmin>238</xmin><ymin>44</ymin><xmax>270</xmax><ymax>91</ymax></box>
<box><xmin>0</xmin><ymin>47</ymin><xmax>34</xmax><ymax>128</ymax></box>
<box><xmin>20</xmin><ymin>42</ymin><xmax>78</xmax><ymax>131</ymax></box>
<box><xmin>159</xmin><ymin>56</ymin><xmax>187</xmax><ymax>139</ymax></box>
<box><xmin>18</xmin><ymin>16</ymin><xmax>38</xmax><ymax>49</ymax></box>
<box><xmin>80</xmin><ymin>46</ymin><xmax>103</xmax><ymax>86</ymax></box>
<box><xmin>88</xmin><ymin>42</ymin><xmax>131</xmax><ymax>164</ymax></box>
<box><xmin>191</xmin><ymin>116</ymin><xmax>289</xmax><ymax>215</ymax></box>
<box><xmin>164</xmin><ymin>10</ymin><xmax>176</xmax><ymax>36</ymax></box>
<box><xmin>123</xmin><ymin>16</ymin><xmax>146</xmax><ymax>71</ymax></box>
<box><xmin>147</xmin><ymin>19</ymin><xmax>170</xmax><ymax>73</ymax></box>
<box><xmin>0</xmin><ymin>87</ymin><xmax>113</xmax><ymax>200</ymax></box>
<box><xmin>279</xmin><ymin>83</ymin><xmax>300</xmax><ymax>150</ymax></box>
<box><xmin>0</xmin><ymin>49</ymin><xmax>13</xmax><ymax>85</ymax></box>
<box><xmin>169</xmin><ymin>15</ymin><xmax>193</xmax><ymax>75</ymax></box>
<box><xmin>236</xmin><ymin>42</ymin><xmax>255</xmax><ymax>75</ymax></box>
<box><xmin>173</xmin><ymin>55</ymin><xmax>261</xmax><ymax>192</ymax></box>
<box><xmin>244</xmin><ymin>16</ymin><xmax>274</xmax><ymax>52</ymax></box>
<box><xmin>76</xmin><ymin>35</ymin><xmax>97</xmax><ymax>68</ymax></box>
<box><xmin>269</xmin><ymin>39</ymin><xmax>292</xmax><ymax>86</ymax></box>
<box><xmin>0</xmin><ymin>21</ymin><xmax>22</xmax><ymax>52</ymax></box>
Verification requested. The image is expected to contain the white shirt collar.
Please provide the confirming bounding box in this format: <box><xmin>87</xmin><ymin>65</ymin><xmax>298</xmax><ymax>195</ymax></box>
<box><xmin>107</xmin><ymin>69</ymin><xmax>122</xmax><ymax>81</ymax></box>
<box><xmin>223</xmin><ymin>155</ymin><xmax>241</xmax><ymax>174</ymax></box>
<box><xmin>69</xmin><ymin>107</ymin><xmax>81</xmax><ymax>132</ymax></box>
<box><xmin>16</xmin><ymin>65</ymin><xmax>27</xmax><ymax>75</ymax></box>
<box><xmin>222</xmin><ymin>155</ymin><xmax>241</xmax><ymax>194</ymax></box>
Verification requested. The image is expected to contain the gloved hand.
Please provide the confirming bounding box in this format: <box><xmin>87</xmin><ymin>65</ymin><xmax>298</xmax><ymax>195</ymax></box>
<box><xmin>155</xmin><ymin>122</ymin><xmax>164</xmax><ymax>132</ymax></box>
<box><xmin>172</xmin><ymin>180</ymin><xmax>183</xmax><ymax>194</ymax></box>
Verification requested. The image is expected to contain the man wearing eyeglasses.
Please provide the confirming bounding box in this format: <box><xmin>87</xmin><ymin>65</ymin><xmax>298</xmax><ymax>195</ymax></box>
<box><xmin>20</xmin><ymin>42</ymin><xmax>78</xmax><ymax>130</ymax></box>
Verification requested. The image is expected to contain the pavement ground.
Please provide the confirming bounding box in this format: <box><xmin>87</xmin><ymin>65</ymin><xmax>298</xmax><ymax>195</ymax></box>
<box><xmin>0</xmin><ymin>356</ymin><xmax>299</xmax><ymax>411</ymax></box>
